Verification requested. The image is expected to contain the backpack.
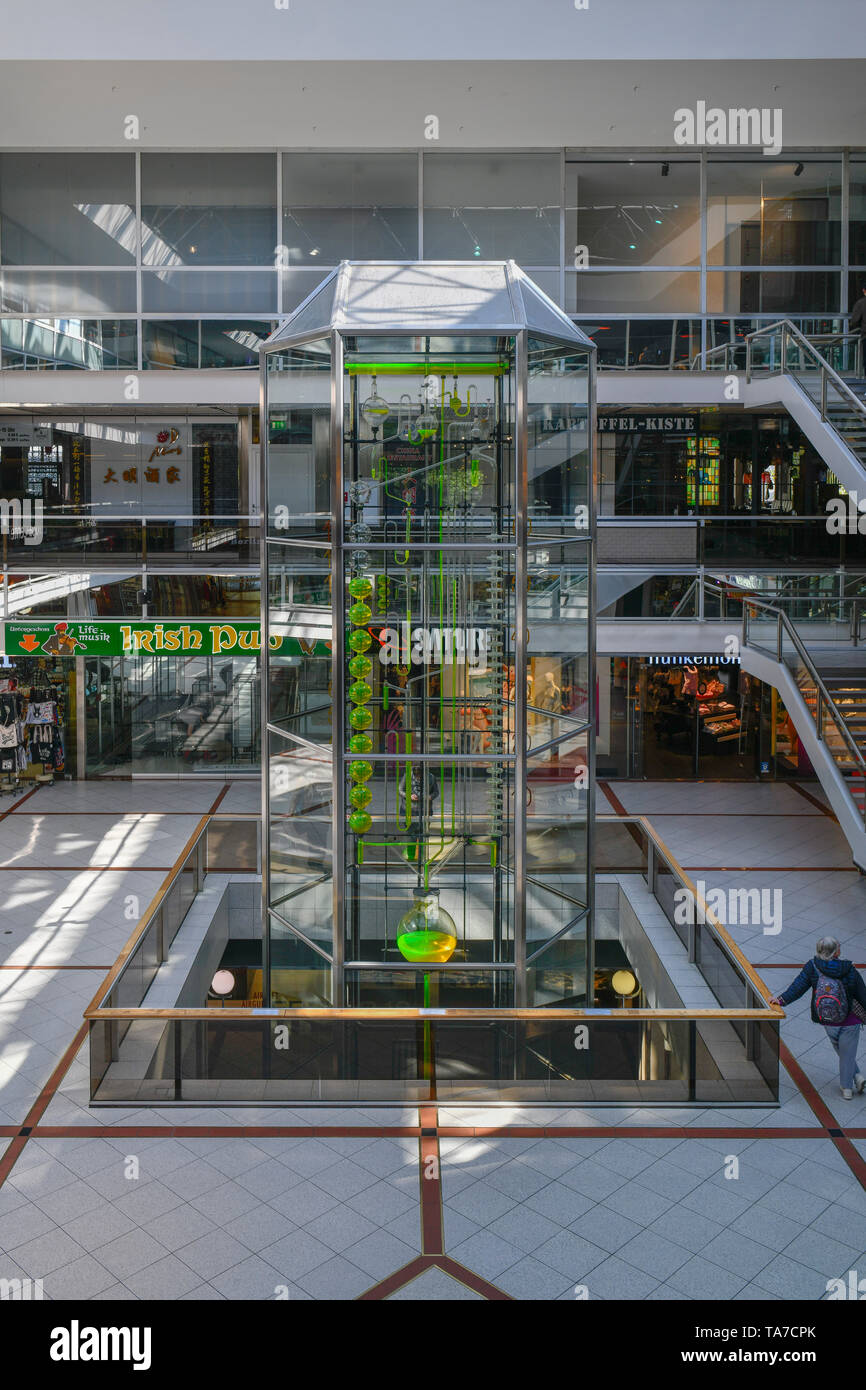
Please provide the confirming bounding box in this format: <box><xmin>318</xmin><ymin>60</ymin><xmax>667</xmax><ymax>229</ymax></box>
<box><xmin>814</xmin><ymin>968</ymin><xmax>849</xmax><ymax>1025</ymax></box>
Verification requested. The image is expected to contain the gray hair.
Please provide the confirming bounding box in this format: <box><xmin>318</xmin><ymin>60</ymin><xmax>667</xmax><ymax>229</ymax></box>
<box><xmin>816</xmin><ymin>937</ymin><xmax>841</xmax><ymax>959</ymax></box>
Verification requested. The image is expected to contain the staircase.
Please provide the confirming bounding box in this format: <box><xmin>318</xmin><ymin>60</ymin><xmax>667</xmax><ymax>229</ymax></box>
<box><xmin>696</xmin><ymin>321</ymin><xmax>866</xmax><ymax>496</ymax></box>
<box><xmin>705</xmin><ymin>580</ymin><xmax>866</xmax><ymax>867</ymax></box>
<box><xmin>803</xmin><ymin>662</ymin><xmax>866</xmax><ymax>819</ymax></box>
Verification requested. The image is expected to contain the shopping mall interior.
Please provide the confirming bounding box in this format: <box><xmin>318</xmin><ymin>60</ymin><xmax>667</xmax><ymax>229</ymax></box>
<box><xmin>0</xmin><ymin>0</ymin><xmax>864</xmax><ymax>1322</ymax></box>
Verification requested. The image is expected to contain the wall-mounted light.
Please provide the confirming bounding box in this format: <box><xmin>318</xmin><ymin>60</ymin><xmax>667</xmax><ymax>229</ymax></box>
<box><xmin>794</xmin><ymin>163</ymin><xmax>804</xmax><ymax>177</ymax></box>
<box><xmin>661</xmin><ymin>162</ymin><xmax>670</xmax><ymax>177</ymax></box>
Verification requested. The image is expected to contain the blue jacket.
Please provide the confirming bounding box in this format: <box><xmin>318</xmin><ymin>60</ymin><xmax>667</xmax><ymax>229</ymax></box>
<box><xmin>778</xmin><ymin>957</ymin><xmax>866</xmax><ymax>1024</ymax></box>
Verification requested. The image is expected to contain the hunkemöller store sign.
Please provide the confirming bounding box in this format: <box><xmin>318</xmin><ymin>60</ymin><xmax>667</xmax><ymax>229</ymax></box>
<box><xmin>1</xmin><ymin>620</ymin><xmax>329</xmax><ymax>659</ymax></box>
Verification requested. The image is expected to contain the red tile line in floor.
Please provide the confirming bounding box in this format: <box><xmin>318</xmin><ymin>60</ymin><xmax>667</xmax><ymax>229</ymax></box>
<box><xmin>357</xmin><ymin>1104</ymin><xmax>514</xmax><ymax>1300</ymax></box>
<box><xmin>779</xmin><ymin>1040</ymin><xmax>866</xmax><ymax>1193</ymax></box>
<box><xmin>0</xmin><ymin>785</ymin><xmax>233</xmax><ymax>1190</ymax></box>
<box><xmin>790</xmin><ymin>783</ymin><xmax>837</xmax><ymax>818</ymax></box>
<box><xmin>598</xmin><ymin>780</ymin><xmax>629</xmax><ymax>817</ymax></box>
<box><xmin>0</xmin><ymin>787</ymin><xmax>38</xmax><ymax>824</ymax></box>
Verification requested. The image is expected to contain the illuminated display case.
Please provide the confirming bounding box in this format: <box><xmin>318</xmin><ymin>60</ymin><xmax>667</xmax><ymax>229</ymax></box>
<box><xmin>260</xmin><ymin>262</ymin><xmax>595</xmax><ymax>1009</ymax></box>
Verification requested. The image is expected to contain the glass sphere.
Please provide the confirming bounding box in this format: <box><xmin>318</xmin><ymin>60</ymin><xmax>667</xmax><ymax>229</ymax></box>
<box><xmin>396</xmin><ymin>892</ymin><xmax>458</xmax><ymax>963</ymax></box>
<box><xmin>350</xmin><ymin>549</ymin><xmax>370</xmax><ymax>572</ymax></box>
<box><xmin>348</xmin><ymin>680</ymin><xmax>372</xmax><ymax>705</ymax></box>
<box><xmin>349</xmin><ymin>707</ymin><xmax>372</xmax><ymax>731</ymax></box>
<box><xmin>348</xmin><ymin>629</ymin><xmax>372</xmax><ymax>653</ymax></box>
<box><xmin>349</xmin><ymin>523</ymin><xmax>372</xmax><ymax>545</ymax></box>
<box><xmin>349</xmin><ymin>809</ymin><xmax>373</xmax><ymax>834</ymax></box>
<box><xmin>349</xmin><ymin>732</ymin><xmax>373</xmax><ymax>755</ymax></box>
<box><xmin>348</xmin><ymin>601</ymin><xmax>371</xmax><ymax>626</ymax></box>
<box><xmin>348</xmin><ymin>575</ymin><xmax>372</xmax><ymax>601</ymax></box>
<box><xmin>348</xmin><ymin>654</ymin><xmax>372</xmax><ymax>680</ymax></box>
<box><xmin>349</xmin><ymin>784</ymin><xmax>372</xmax><ymax>809</ymax></box>
<box><xmin>361</xmin><ymin>379</ymin><xmax>390</xmax><ymax>429</ymax></box>
<box><xmin>350</xmin><ymin>760</ymin><xmax>373</xmax><ymax>783</ymax></box>
<box><xmin>349</xmin><ymin>479</ymin><xmax>371</xmax><ymax>505</ymax></box>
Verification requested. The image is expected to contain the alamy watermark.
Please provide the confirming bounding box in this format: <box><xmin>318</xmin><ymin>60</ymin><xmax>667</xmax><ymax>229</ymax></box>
<box><xmin>674</xmin><ymin>880</ymin><xmax>783</xmax><ymax>936</ymax></box>
<box><xmin>826</xmin><ymin>492</ymin><xmax>866</xmax><ymax>535</ymax></box>
<box><xmin>0</xmin><ymin>498</ymin><xmax>42</xmax><ymax>546</ymax></box>
<box><xmin>674</xmin><ymin>101</ymin><xmax>782</xmax><ymax>157</ymax></box>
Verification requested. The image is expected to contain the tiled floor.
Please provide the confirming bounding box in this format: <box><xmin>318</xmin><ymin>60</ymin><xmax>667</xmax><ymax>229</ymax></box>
<box><xmin>0</xmin><ymin>776</ymin><xmax>865</xmax><ymax>1300</ymax></box>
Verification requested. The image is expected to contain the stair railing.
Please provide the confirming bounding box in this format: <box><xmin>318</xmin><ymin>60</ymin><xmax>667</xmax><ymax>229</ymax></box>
<box><xmin>704</xmin><ymin>578</ymin><xmax>866</xmax><ymax>828</ymax></box>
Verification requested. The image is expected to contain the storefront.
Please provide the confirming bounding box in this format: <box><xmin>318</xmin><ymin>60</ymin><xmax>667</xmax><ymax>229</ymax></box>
<box><xmin>0</xmin><ymin>413</ymin><xmax>242</xmax><ymax>516</ymax></box>
<box><xmin>2</xmin><ymin>619</ymin><xmax>266</xmax><ymax>778</ymax></box>
<box><xmin>598</xmin><ymin>408</ymin><xmax>838</xmax><ymax>518</ymax></box>
<box><xmin>597</xmin><ymin>653</ymin><xmax>812</xmax><ymax>781</ymax></box>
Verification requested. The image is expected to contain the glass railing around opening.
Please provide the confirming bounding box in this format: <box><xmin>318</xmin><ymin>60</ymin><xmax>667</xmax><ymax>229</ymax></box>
<box><xmin>85</xmin><ymin>813</ymin><xmax>780</xmax><ymax>1107</ymax></box>
<box><xmin>0</xmin><ymin>515</ymin><xmax>261</xmax><ymax>566</ymax></box>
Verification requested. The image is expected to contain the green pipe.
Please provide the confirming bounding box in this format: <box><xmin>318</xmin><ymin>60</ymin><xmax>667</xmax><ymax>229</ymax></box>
<box><xmin>346</xmin><ymin>362</ymin><xmax>507</xmax><ymax>376</ymax></box>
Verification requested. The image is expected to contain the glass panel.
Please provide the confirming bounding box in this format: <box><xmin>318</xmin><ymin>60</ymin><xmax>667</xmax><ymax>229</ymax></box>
<box><xmin>268</xmin><ymin>729</ymin><xmax>332</xmax><ymax>934</ymax></box>
<box><xmin>850</xmin><ymin>163</ymin><xmax>866</xmax><ymax>267</ymax></box>
<box><xmin>0</xmin><ymin>270</ymin><xmax>137</xmax><ymax>315</ymax></box>
<box><xmin>267</xmin><ymin>542</ymin><xmax>332</xmax><ymax>739</ymax></box>
<box><xmin>143</xmin><ymin>319</ymin><xmax>197</xmax><ymax>369</ymax></box>
<box><xmin>269</xmin><ymin>925</ymin><xmax>333</xmax><ymax>1008</ymax></box>
<box><xmin>266</xmin><ymin>338</ymin><xmax>332</xmax><ymax>538</ymax></box>
<box><xmin>707</xmin><ymin>157</ymin><xmax>842</xmax><ymax>266</ymax></box>
<box><xmin>200</xmin><ymin>320</ymin><xmax>272</xmax><ymax>368</ymax></box>
<box><xmin>527</xmin><ymin>337</ymin><xmax>591</xmax><ymax>535</ymax></box>
<box><xmin>0</xmin><ymin>153</ymin><xmax>136</xmax><ymax>265</ymax></box>
<box><xmin>343</xmin><ymin>342</ymin><xmax>516</xmax><ymax>543</ymax></box>
<box><xmin>85</xmin><ymin>652</ymin><xmax>259</xmax><ymax>775</ymax></box>
<box><xmin>577</xmin><ymin>319</ymin><xmax>701</xmax><ymax>369</ymax></box>
<box><xmin>526</xmin><ymin>732</ymin><xmax>588</xmax><ymax>905</ymax></box>
<box><xmin>1</xmin><ymin>318</ymin><xmax>137</xmax><ymax>370</ymax></box>
<box><xmin>282</xmin><ymin>153</ymin><xmax>418</xmax><ymax>262</ymax></box>
<box><xmin>140</xmin><ymin>153</ymin><xmax>277</xmax><ymax>266</ymax></box>
<box><xmin>707</xmin><ymin>270</ymin><xmax>840</xmax><ymax>315</ymax></box>
<box><xmin>423</xmin><ymin>153</ymin><xmax>560</xmax><ymax>262</ymax></box>
<box><xmin>527</xmin><ymin>910</ymin><xmax>588</xmax><ymax>1006</ymax></box>
<box><xmin>565</xmin><ymin>159</ymin><xmax>700</xmax><ymax>266</ymax></box>
<box><xmin>565</xmin><ymin>270</ymin><xmax>700</xmax><ymax>314</ymax></box>
<box><xmin>141</xmin><ymin>270</ymin><xmax>276</xmax><ymax>313</ymax></box>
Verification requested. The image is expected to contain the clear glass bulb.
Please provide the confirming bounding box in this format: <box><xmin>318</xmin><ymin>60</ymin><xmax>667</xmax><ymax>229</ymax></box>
<box><xmin>396</xmin><ymin>891</ymin><xmax>458</xmax><ymax>963</ymax></box>
<box><xmin>361</xmin><ymin>376</ymin><xmax>390</xmax><ymax>433</ymax></box>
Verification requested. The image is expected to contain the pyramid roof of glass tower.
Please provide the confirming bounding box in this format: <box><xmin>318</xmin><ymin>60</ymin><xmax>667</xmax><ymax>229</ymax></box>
<box><xmin>263</xmin><ymin>260</ymin><xmax>593</xmax><ymax>347</ymax></box>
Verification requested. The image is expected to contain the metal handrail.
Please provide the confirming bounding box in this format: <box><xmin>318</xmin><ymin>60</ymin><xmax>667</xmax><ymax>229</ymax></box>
<box><xmin>705</xmin><ymin>578</ymin><xmax>866</xmax><ymax>822</ymax></box>
<box><xmin>87</xmin><ymin>811</ymin><xmax>778</xmax><ymax>1022</ymax></box>
<box><xmin>693</xmin><ymin>322</ymin><xmax>864</xmax><ymax>380</ymax></box>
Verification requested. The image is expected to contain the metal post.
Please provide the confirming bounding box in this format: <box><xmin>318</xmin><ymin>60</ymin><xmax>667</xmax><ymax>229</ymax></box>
<box><xmin>331</xmin><ymin>330</ymin><xmax>346</xmax><ymax>1006</ymax></box>
<box><xmin>173</xmin><ymin>1020</ymin><xmax>182</xmax><ymax>1101</ymax></box>
<box><xmin>821</xmin><ymin>368</ymin><xmax>828</xmax><ymax>420</ymax></box>
<box><xmin>259</xmin><ymin>351</ymin><xmax>271</xmax><ymax>1006</ymax></box>
<box><xmin>687</xmin><ymin>1020</ymin><xmax>697</xmax><ymax>1102</ymax></box>
<box><xmin>513</xmin><ymin>330</ymin><xmax>529</xmax><ymax>1008</ymax></box>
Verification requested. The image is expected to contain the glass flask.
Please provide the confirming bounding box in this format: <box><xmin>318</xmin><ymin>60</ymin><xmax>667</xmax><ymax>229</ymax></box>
<box><xmin>396</xmin><ymin>891</ymin><xmax>458</xmax><ymax>963</ymax></box>
<box><xmin>361</xmin><ymin>376</ymin><xmax>390</xmax><ymax>433</ymax></box>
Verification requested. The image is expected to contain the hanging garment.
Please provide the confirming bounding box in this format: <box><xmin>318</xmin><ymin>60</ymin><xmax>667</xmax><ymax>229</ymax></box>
<box><xmin>25</xmin><ymin>702</ymin><xmax>57</xmax><ymax>725</ymax></box>
<box><xmin>0</xmin><ymin>724</ymin><xmax>20</xmax><ymax>750</ymax></box>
